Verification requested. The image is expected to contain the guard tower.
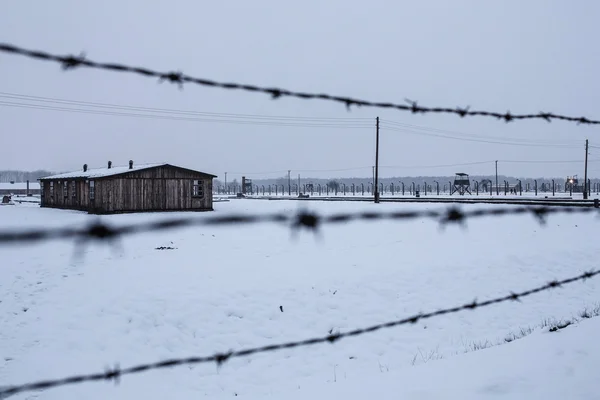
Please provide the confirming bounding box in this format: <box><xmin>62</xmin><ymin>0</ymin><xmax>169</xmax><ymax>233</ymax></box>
<box><xmin>241</xmin><ymin>176</ymin><xmax>253</xmax><ymax>195</ymax></box>
<box><xmin>451</xmin><ymin>173</ymin><xmax>471</xmax><ymax>195</ymax></box>
<box><xmin>565</xmin><ymin>175</ymin><xmax>584</xmax><ymax>193</ymax></box>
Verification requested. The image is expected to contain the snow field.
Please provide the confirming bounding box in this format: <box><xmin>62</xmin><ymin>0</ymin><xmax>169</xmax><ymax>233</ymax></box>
<box><xmin>0</xmin><ymin>200</ymin><xmax>598</xmax><ymax>399</ymax></box>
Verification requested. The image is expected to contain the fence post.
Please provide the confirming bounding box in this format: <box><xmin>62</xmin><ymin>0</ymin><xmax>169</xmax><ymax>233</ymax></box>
<box><xmin>519</xmin><ymin>180</ymin><xmax>522</xmax><ymax>196</ymax></box>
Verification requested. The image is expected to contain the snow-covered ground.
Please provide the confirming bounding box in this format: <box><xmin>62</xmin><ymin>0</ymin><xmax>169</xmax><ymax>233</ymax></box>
<box><xmin>0</xmin><ymin>200</ymin><xmax>598</xmax><ymax>399</ymax></box>
<box><xmin>215</xmin><ymin>191</ymin><xmax>599</xmax><ymax>202</ymax></box>
<box><xmin>282</xmin><ymin>316</ymin><xmax>600</xmax><ymax>400</ymax></box>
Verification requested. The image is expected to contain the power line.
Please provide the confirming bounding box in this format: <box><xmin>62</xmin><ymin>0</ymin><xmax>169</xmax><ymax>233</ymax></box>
<box><xmin>1</xmin><ymin>268</ymin><xmax>598</xmax><ymax>397</ymax></box>
<box><xmin>379</xmin><ymin>123</ymin><xmax>581</xmax><ymax>148</ymax></box>
<box><xmin>1</xmin><ymin>42</ymin><xmax>599</xmax><ymax>126</ymax></box>
<box><xmin>0</xmin><ymin>101</ymin><xmax>372</xmax><ymax>129</ymax></box>
<box><xmin>374</xmin><ymin>158</ymin><xmax>599</xmax><ymax>171</ymax></box>
<box><xmin>498</xmin><ymin>159</ymin><xmax>600</xmax><ymax>164</ymax></box>
<box><xmin>225</xmin><ymin>159</ymin><xmax>599</xmax><ymax>176</ymax></box>
<box><xmin>295</xmin><ymin>166</ymin><xmax>373</xmax><ymax>173</ymax></box>
<box><xmin>382</xmin><ymin>119</ymin><xmax>580</xmax><ymax>146</ymax></box>
<box><xmin>379</xmin><ymin>161</ymin><xmax>493</xmax><ymax>169</ymax></box>
<box><xmin>228</xmin><ymin>166</ymin><xmax>374</xmax><ymax>175</ymax></box>
<box><xmin>1</xmin><ymin>92</ymin><xmax>587</xmax><ymax>148</ymax></box>
<box><xmin>0</xmin><ymin>91</ymin><xmax>370</xmax><ymax>122</ymax></box>
<box><xmin>222</xmin><ymin>170</ymin><xmax>289</xmax><ymax>176</ymax></box>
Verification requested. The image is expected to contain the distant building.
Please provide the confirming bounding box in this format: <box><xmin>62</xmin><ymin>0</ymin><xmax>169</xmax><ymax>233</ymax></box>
<box><xmin>565</xmin><ymin>175</ymin><xmax>585</xmax><ymax>193</ymax></box>
<box><xmin>39</xmin><ymin>161</ymin><xmax>216</xmax><ymax>214</ymax></box>
<box><xmin>0</xmin><ymin>181</ymin><xmax>41</xmax><ymax>196</ymax></box>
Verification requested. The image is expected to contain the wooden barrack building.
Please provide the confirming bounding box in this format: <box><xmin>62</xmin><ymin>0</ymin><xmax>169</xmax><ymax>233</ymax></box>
<box><xmin>39</xmin><ymin>161</ymin><xmax>216</xmax><ymax>214</ymax></box>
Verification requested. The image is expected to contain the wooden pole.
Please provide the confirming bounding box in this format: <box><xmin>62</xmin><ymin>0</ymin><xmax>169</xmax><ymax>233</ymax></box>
<box><xmin>584</xmin><ymin>139</ymin><xmax>589</xmax><ymax>199</ymax></box>
<box><xmin>374</xmin><ymin>117</ymin><xmax>380</xmax><ymax>203</ymax></box>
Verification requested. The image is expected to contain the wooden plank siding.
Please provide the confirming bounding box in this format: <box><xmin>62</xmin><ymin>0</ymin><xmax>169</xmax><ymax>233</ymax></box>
<box><xmin>40</xmin><ymin>179</ymin><xmax>91</xmax><ymax>211</ymax></box>
<box><xmin>40</xmin><ymin>165</ymin><xmax>214</xmax><ymax>214</ymax></box>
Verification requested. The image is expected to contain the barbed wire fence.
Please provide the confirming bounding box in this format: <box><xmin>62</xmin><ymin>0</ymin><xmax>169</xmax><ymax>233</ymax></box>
<box><xmin>0</xmin><ymin>269</ymin><xmax>598</xmax><ymax>397</ymax></box>
<box><xmin>1</xmin><ymin>41</ymin><xmax>600</xmax><ymax>397</ymax></box>
<box><xmin>1</xmin><ymin>205</ymin><xmax>599</xmax><ymax>246</ymax></box>
<box><xmin>2</xmin><ymin>42</ymin><xmax>600</xmax><ymax>125</ymax></box>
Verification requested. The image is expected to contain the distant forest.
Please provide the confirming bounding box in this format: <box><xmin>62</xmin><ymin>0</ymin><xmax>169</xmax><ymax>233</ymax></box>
<box><xmin>0</xmin><ymin>170</ymin><xmax>54</xmax><ymax>182</ymax></box>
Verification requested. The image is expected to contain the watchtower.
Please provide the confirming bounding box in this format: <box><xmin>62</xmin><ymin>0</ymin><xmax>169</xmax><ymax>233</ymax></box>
<box><xmin>451</xmin><ymin>173</ymin><xmax>471</xmax><ymax>195</ymax></box>
<box><xmin>241</xmin><ymin>176</ymin><xmax>253</xmax><ymax>195</ymax></box>
<box><xmin>566</xmin><ymin>175</ymin><xmax>584</xmax><ymax>193</ymax></box>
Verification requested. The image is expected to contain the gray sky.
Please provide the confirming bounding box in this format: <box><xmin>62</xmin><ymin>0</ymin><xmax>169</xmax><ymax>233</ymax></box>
<box><xmin>1</xmin><ymin>0</ymin><xmax>599</xmax><ymax>182</ymax></box>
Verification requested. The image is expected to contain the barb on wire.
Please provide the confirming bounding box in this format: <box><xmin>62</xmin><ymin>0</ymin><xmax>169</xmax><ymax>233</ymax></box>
<box><xmin>1</xmin><ymin>43</ymin><xmax>599</xmax><ymax>125</ymax></box>
<box><xmin>0</xmin><ymin>206</ymin><xmax>598</xmax><ymax>247</ymax></box>
<box><xmin>1</xmin><ymin>269</ymin><xmax>598</xmax><ymax>397</ymax></box>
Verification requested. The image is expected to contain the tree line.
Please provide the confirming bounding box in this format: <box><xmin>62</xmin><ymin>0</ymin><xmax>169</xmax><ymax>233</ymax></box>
<box><xmin>0</xmin><ymin>170</ymin><xmax>54</xmax><ymax>183</ymax></box>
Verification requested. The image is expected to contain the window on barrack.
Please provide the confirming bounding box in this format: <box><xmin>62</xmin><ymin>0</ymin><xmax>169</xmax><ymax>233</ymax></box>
<box><xmin>89</xmin><ymin>180</ymin><xmax>95</xmax><ymax>200</ymax></box>
<box><xmin>192</xmin><ymin>180</ymin><xmax>204</xmax><ymax>198</ymax></box>
<box><xmin>71</xmin><ymin>181</ymin><xmax>76</xmax><ymax>198</ymax></box>
<box><xmin>63</xmin><ymin>181</ymin><xmax>68</xmax><ymax>198</ymax></box>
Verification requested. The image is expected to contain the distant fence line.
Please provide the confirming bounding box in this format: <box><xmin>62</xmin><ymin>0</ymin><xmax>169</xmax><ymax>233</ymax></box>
<box><xmin>214</xmin><ymin>180</ymin><xmax>600</xmax><ymax>197</ymax></box>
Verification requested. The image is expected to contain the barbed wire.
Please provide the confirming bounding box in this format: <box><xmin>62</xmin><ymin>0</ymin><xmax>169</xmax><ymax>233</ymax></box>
<box><xmin>1</xmin><ymin>268</ymin><xmax>597</xmax><ymax>397</ymax></box>
<box><xmin>1</xmin><ymin>42</ymin><xmax>599</xmax><ymax>125</ymax></box>
<box><xmin>0</xmin><ymin>206</ymin><xmax>598</xmax><ymax>247</ymax></box>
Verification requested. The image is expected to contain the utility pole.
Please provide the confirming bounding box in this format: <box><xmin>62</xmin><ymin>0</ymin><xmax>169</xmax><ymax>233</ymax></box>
<box><xmin>224</xmin><ymin>172</ymin><xmax>227</xmax><ymax>194</ymax></box>
<box><xmin>372</xmin><ymin>166</ymin><xmax>375</xmax><ymax>186</ymax></box>
<box><xmin>374</xmin><ymin>116</ymin><xmax>380</xmax><ymax>203</ymax></box>
<box><xmin>288</xmin><ymin>170</ymin><xmax>291</xmax><ymax>196</ymax></box>
<box><xmin>495</xmin><ymin>160</ymin><xmax>499</xmax><ymax>196</ymax></box>
<box><xmin>584</xmin><ymin>139</ymin><xmax>589</xmax><ymax>199</ymax></box>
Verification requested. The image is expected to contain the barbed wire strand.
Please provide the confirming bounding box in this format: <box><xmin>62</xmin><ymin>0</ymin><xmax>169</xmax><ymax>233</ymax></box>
<box><xmin>1</xmin><ymin>268</ymin><xmax>598</xmax><ymax>397</ymax></box>
<box><xmin>1</xmin><ymin>43</ymin><xmax>599</xmax><ymax>125</ymax></box>
<box><xmin>0</xmin><ymin>206</ymin><xmax>598</xmax><ymax>246</ymax></box>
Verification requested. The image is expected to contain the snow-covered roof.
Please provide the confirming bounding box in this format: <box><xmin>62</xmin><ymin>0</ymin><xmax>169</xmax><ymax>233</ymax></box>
<box><xmin>39</xmin><ymin>163</ymin><xmax>217</xmax><ymax>180</ymax></box>
<box><xmin>0</xmin><ymin>182</ymin><xmax>41</xmax><ymax>190</ymax></box>
<box><xmin>40</xmin><ymin>163</ymin><xmax>166</xmax><ymax>180</ymax></box>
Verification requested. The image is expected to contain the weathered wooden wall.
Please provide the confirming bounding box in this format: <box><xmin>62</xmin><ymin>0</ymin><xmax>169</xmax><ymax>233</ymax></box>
<box><xmin>40</xmin><ymin>179</ymin><xmax>84</xmax><ymax>209</ymax></box>
<box><xmin>41</xmin><ymin>165</ymin><xmax>214</xmax><ymax>214</ymax></box>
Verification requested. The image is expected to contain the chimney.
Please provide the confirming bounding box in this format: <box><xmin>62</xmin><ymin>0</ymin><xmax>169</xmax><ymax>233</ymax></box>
<box><xmin>108</xmin><ymin>160</ymin><xmax>112</xmax><ymax>169</ymax></box>
<box><xmin>129</xmin><ymin>160</ymin><xmax>133</xmax><ymax>169</ymax></box>
<box><xmin>83</xmin><ymin>164</ymin><xmax>88</xmax><ymax>172</ymax></box>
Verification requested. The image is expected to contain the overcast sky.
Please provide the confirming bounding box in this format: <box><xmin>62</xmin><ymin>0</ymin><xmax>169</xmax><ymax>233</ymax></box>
<box><xmin>1</xmin><ymin>0</ymin><xmax>599</xmax><ymax>181</ymax></box>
